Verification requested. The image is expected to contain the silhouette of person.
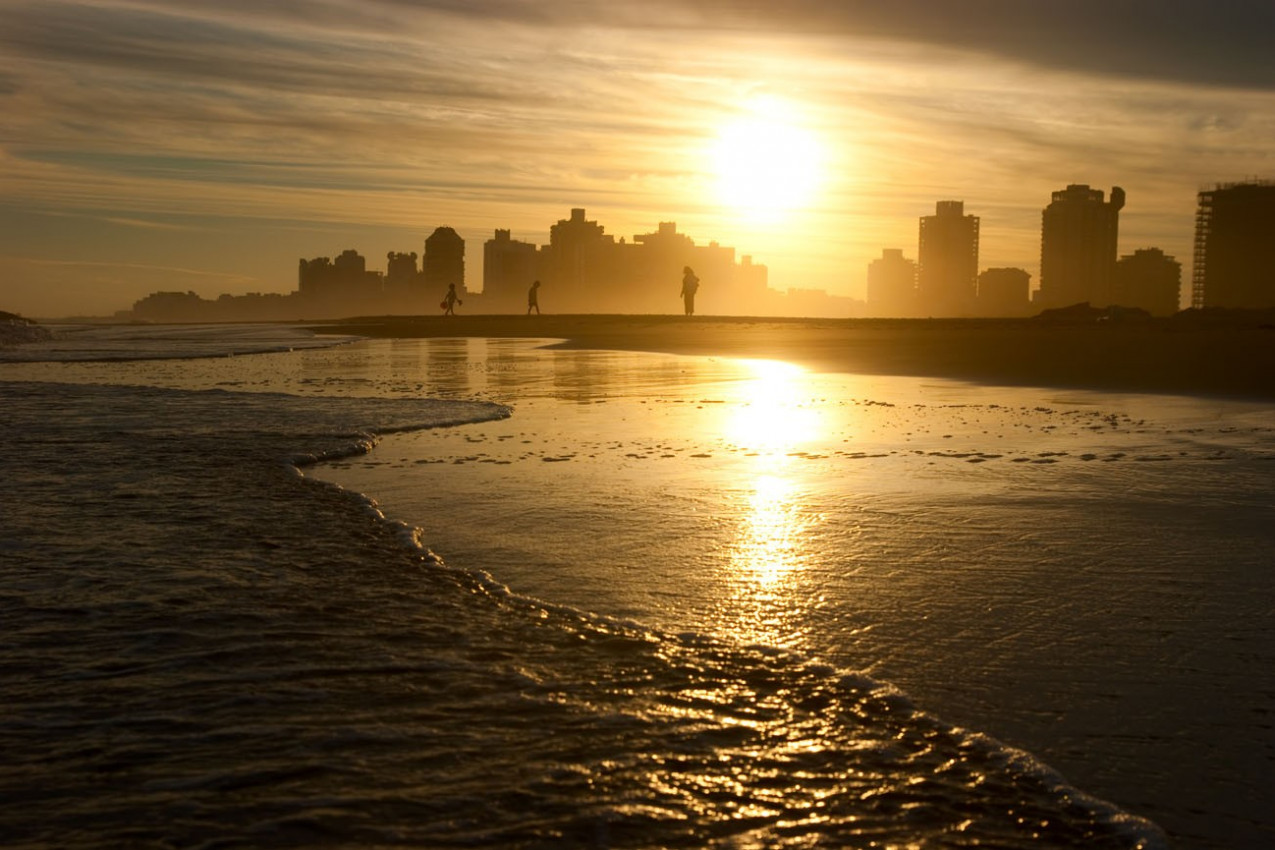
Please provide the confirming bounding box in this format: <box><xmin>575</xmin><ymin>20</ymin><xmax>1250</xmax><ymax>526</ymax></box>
<box><xmin>443</xmin><ymin>283</ymin><xmax>462</xmax><ymax>315</ymax></box>
<box><xmin>527</xmin><ymin>280</ymin><xmax>541</xmax><ymax>315</ymax></box>
<box><xmin>680</xmin><ymin>266</ymin><xmax>700</xmax><ymax>316</ymax></box>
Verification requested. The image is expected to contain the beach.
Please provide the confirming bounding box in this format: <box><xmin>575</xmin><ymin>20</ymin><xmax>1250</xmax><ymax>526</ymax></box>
<box><xmin>317</xmin><ymin>313</ymin><xmax>1275</xmax><ymax>401</ymax></box>
<box><xmin>2</xmin><ymin>323</ymin><xmax>1272</xmax><ymax>848</ymax></box>
<box><xmin>303</xmin><ymin>334</ymin><xmax>1274</xmax><ymax>848</ymax></box>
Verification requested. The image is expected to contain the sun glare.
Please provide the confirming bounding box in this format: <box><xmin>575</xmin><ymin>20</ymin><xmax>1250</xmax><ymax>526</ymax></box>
<box><xmin>711</xmin><ymin>98</ymin><xmax>825</xmax><ymax>223</ymax></box>
<box><xmin>725</xmin><ymin>359</ymin><xmax>818</xmax><ymax>452</ymax></box>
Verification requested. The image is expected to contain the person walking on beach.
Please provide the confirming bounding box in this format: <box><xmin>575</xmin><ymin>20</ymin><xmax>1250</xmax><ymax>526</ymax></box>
<box><xmin>680</xmin><ymin>266</ymin><xmax>700</xmax><ymax>316</ymax></box>
<box><xmin>443</xmin><ymin>283</ymin><xmax>462</xmax><ymax>315</ymax></box>
<box><xmin>527</xmin><ymin>280</ymin><xmax>541</xmax><ymax>315</ymax></box>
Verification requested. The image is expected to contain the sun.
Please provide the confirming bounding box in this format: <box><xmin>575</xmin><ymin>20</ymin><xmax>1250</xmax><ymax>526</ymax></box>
<box><xmin>711</xmin><ymin>98</ymin><xmax>824</xmax><ymax>222</ymax></box>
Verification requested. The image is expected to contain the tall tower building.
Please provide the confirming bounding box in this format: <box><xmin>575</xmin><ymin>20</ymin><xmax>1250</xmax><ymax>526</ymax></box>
<box><xmin>1192</xmin><ymin>181</ymin><xmax>1275</xmax><ymax>309</ymax></box>
<box><xmin>423</xmin><ymin>226</ymin><xmax>466</xmax><ymax>301</ymax></box>
<box><xmin>1037</xmin><ymin>184</ymin><xmax>1124</xmax><ymax>310</ymax></box>
<box><xmin>540</xmin><ymin>209</ymin><xmax>615</xmax><ymax>309</ymax></box>
<box><xmin>917</xmin><ymin>201</ymin><xmax>979</xmax><ymax>317</ymax></box>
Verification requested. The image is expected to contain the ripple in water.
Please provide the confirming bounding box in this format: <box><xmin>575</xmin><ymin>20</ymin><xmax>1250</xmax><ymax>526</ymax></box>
<box><xmin>0</xmin><ymin>381</ymin><xmax>1166</xmax><ymax>848</ymax></box>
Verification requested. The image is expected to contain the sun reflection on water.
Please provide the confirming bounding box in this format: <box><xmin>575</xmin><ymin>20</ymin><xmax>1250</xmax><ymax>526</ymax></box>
<box><xmin>719</xmin><ymin>360</ymin><xmax>825</xmax><ymax>649</ymax></box>
<box><xmin>724</xmin><ymin>360</ymin><xmax>819</xmax><ymax>454</ymax></box>
<box><xmin>731</xmin><ymin>474</ymin><xmax>805</xmax><ymax>588</ymax></box>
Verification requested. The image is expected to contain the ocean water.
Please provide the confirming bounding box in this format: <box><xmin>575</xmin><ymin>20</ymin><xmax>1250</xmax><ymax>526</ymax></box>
<box><xmin>1</xmin><ymin>327</ymin><xmax>1271</xmax><ymax>848</ymax></box>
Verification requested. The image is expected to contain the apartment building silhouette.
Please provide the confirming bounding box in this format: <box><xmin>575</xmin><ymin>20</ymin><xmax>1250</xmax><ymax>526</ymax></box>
<box><xmin>917</xmin><ymin>201</ymin><xmax>979</xmax><ymax>317</ymax></box>
<box><xmin>1037</xmin><ymin>184</ymin><xmax>1124</xmax><ymax>310</ymax></box>
<box><xmin>1116</xmin><ymin>248</ymin><xmax>1181</xmax><ymax>316</ymax></box>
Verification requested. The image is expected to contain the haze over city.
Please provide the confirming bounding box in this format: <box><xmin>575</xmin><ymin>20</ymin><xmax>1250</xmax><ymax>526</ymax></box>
<box><xmin>3</xmin><ymin>1</ymin><xmax>1274</xmax><ymax>318</ymax></box>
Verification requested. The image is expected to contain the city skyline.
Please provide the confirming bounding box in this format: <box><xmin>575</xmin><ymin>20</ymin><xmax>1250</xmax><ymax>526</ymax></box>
<box><xmin>132</xmin><ymin>209</ymin><xmax>803</xmax><ymax>321</ymax></box>
<box><xmin>70</xmin><ymin>182</ymin><xmax>1275</xmax><ymax>321</ymax></box>
<box><xmin>3</xmin><ymin>2</ymin><xmax>1274</xmax><ymax>317</ymax></box>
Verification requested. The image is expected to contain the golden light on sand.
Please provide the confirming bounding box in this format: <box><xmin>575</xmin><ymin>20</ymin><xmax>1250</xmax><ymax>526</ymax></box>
<box><xmin>710</xmin><ymin>97</ymin><xmax>825</xmax><ymax>223</ymax></box>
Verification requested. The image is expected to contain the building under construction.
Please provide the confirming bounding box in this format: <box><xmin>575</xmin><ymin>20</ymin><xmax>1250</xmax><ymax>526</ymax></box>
<box><xmin>1192</xmin><ymin>181</ymin><xmax>1275</xmax><ymax>309</ymax></box>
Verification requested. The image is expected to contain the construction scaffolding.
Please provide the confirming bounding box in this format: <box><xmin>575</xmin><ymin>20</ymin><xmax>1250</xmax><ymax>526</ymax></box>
<box><xmin>1192</xmin><ymin>190</ymin><xmax>1213</xmax><ymax>310</ymax></box>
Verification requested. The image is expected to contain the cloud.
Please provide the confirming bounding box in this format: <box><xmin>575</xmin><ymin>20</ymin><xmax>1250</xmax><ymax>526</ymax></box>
<box><xmin>290</xmin><ymin>0</ymin><xmax>1275</xmax><ymax>91</ymax></box>
<box><xmin>17</xmin><ymin>1</ymin><xmax>1273</xmax><ymax>90</ymax></box>
<box><xmin>639</xmin><ymin>0</ymin><xmax>1275</xmax><ymax>91</ymax></box>
<box><xmin>0</xmin><ymin>0</ymin><xmax>720</xmax><ymax>229</ymax></box>
<box><xmin>7</xmin><ymin>1</ymin><xmax>1271</xmax><ymax>104</ymax></box>
<box><xmin>99</xmin><ymin>216</ymin><xmax>202</xmax><ymax>232</ymax></box>
<box><xmin>1</xmin><ymin>3</ymin><xmax>498</xmax><ymax>101</ymax></box>
<box><xmin>8</xmin><ymin>255</ymin><xmax>252</xmax><ymax>279</ymax></box>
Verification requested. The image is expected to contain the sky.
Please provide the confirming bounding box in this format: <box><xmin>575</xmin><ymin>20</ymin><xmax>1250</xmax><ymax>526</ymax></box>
<box><xmin>2</xmin><ymin>0</ymin><xmax>1273</xmax><ymax>317</ymax></box>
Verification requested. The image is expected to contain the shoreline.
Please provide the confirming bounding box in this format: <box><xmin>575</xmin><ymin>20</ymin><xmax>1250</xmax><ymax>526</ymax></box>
<box><xmin>314</xmin><ymin>314</ymin><xmax>1275</xmax><ymax>401</ymax></box>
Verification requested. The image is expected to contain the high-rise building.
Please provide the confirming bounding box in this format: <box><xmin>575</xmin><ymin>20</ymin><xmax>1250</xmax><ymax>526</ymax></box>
<box><xmin>423</xmin><ymin>226</ymin><xmax>465</xmax><ymax>303</ymax></box>
<box><xmin>1037</xmin><ymin>184</ymin><xmax>1125</xmax><ymax>310</ymax></box>
<box><xmin>539</xmin><ymin>209</ymin><xmax>616</xmax><ymax>309</ymax></box>
<box><xmin>917</xmin><ymin>201</ymin><xmax>979</xmax><ymax>317</ymax></box>
<box><xmin>1192</xmin><ymin>181</ymin><xmax>1275</xmax><ymax>309</ymax></box>
<box><xmin>977</xmin><ymin>268</ymin><xmax>1032</xmax><ymax>317</ymax></box>
<box><xmin>866</xmin><ymin>249</ymin><xmax>917</xmax><ymax>317</ymax></box>
<box><xmin>482</xmin><ymin>230</ymin><xmax>539</xmax><ymax>312</ymax></box>
<box><xmin>1115</xmin><ymin>248</ymin><xmax>1181</xmax><ymax>316</ymax></box>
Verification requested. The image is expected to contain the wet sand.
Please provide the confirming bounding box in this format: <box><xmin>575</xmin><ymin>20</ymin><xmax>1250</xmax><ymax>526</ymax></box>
<box><xmin>317</xmin><ymin>314</ymin><xmax>1275</xmax><ymax>400</ymax></box>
